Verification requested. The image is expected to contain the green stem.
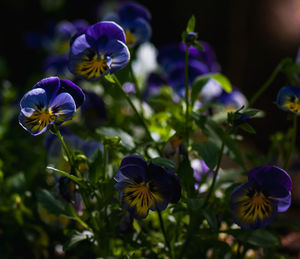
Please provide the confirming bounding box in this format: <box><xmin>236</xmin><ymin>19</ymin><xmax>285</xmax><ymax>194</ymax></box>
<box><xmin>129</xmin><ymin>61</ymin><xmax>141</xmax><ymax>99</ymax></box>
<box><xmin>52</xmin><ymin>125</ymin><xmax>74</xmax><ymax>167</ymax></box>
<box><xmin>284</xmin><ymin>114</ymin><xmax>297</xmax><ymax>169</ymax></box>
<box><xmin>157</xmin><ymin>210</ymin><xmax>173</xmax><ymax>259</ymax></box>
<box><xmin>113</xmin><ymin>75</ymin><xmax>162</xmax><ymax>155</ymax></box>
<box><xmin>184</xmin><ymin>45</ymin><xmax>190</xmax><ymax>148</ymax></box>
<box><xmin>202</xmin><ymin>141</ymin><xmax>225</xmax><ymax>208</ymax></box>
<box><xmin>248</xmin><ymin>58</ymin><xmax>290</xmax><ymax>108</ymax></box>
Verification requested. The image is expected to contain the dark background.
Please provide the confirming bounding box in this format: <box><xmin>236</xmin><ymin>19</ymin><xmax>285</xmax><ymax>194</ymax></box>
<box><xmin>2</xmin><ymin>0</ymin><xmax>300</xmax><ymax>152</ymax></box>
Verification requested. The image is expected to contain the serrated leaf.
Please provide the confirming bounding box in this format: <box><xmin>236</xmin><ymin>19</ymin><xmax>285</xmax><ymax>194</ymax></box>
<box><xmin>186</xmin><ymin>15</ymin><xmax>196</xmax><ymax>33</ymax></box>
<box><xmin>192</xmin><ymin>141</ymin><xmax>219</xmax><ymax>170</ymax></box>
<box><xmin>150</xmin><ymin>157</ymin><xmax>175</xmax><ymax>169</ymax></box>
<box><xmin>104</xmin><ymin>74</ymin><xmax>115</xmax><ymax>83</ymax></box>
<box><xmin>97</xmin><ymin>127</ymin><xmax>135</xmax><ymax>150</ymax></box>
<box><xmin>239</xmin><ymin>123</ymin><xmax>256</xmax><ymax>134</ymax></box>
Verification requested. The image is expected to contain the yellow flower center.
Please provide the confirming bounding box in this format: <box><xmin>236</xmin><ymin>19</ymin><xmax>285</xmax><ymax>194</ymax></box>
<box><xmin>123</xmin><ymin>181</ymin><xmax>163</xmax><ymax>218</ymax></box>
<box><xmin>284</xmin><ymin>96</ymin><xmax>300</xmax><ymax>113</ymax></box>
<box><xmin>239</xmin><ymin>191</ymin><xmax>273</xmax><ymax>221</ymax></box>
<box><xmin>76</xmin><ymin>54</ymin><xmax>109</xmax><ymax>79</ymax></box>
<box><xmin>125</xmin><ymin>30</ymin><xmax>136</xmax><ymax>46</ymax></box>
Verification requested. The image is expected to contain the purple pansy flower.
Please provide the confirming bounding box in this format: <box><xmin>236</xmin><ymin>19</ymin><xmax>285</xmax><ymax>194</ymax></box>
<box><xmin>114</xmin><ymin>154</ymin><xmax>181</xmax><ymax>219</ymax></box>
<box><xmin>68</xmin><ymin>21</ymin><xmax>130</xmax><ymax>81</ymax></box>
<box><xmin>276</xmin><ymin>86</ymin><xmax>300</xmax><ymax>114</ymax></box>
<box><xmin>143</xmin><ymin>42</ymin><xmax>220</xmax><ymax>98</ymax></box>
<box><xmin>19</xmin><ymin>77</ymin><xmax>85</xmax><ymax>136</ymax></box>
<box><xmin>230</xmin><ymin>165</ymin><xmax>292</xmax><ymax>229</ymax></box>
<box><xmin>103</xmin><ymin>1</ymin><xmax>151</xmax><ymax>47</ymax></box>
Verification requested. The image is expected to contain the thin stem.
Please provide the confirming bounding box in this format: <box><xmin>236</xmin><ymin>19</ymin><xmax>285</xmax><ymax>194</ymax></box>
<box><xmin>202</xmin><ymin>141</ymin><xmax>225</xmax><ymax>208</ymax></box>
<box><xmin>53</xmin><ymin>125</ymin><xmax>74</xmax><ymax>166</ymax></box>
<box><xmin>184</xmin><ymin>45</ymin><xmax>190</xmax><ymax>148</ymax></box>
<box><xmin>112</xmin><ymin>75</ymin><xmax>162</xmax><ymax>155</ymax></box>
<box><xmin>248</xmin><ymin>58</ymin><xmax>290</xmax><ymax>108</ymax></box>
<box><xmin>284</xmin><ymin>114</ymin><xmax>297</xmax><ymax>169</ymax></box>
<box><xmin>157</xmin><ymin>210</ymin><xmax>173</xmax><ymax>259</ymax></box>
<box><xmin>129</xmin><ymin>61</ymin><xmax>141</xmax><ymax>99</ymax></box>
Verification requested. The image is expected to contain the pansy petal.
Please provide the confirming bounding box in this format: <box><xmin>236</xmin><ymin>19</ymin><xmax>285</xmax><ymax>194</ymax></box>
<box><xmin>104</xmin><ymin>40</ymin><xmax>130</xmax><ymax>74</ymax></box>
<box><xmin>147</xmin><ymin>163</ymin><xmax>175</xmax><ymax>210</ymax></box>
<box><xmin>123</xmin><ymin>17</ymin><xmax>151</xmax><ymax>46</ymax></box>
<box><xmin>115</xmin><ymin>179</ymin><xmax>153</xmax><ymax>219</ymax></box>
<box><xmin>248</xmin><ymin>165</ymin><xmax>292</xmax><ymax>192</ymax></box>
<box><xmin>86</xmin><ymin>21</ymin><xmax>126</xmax><ymax>43</ymax></box>
<box><xmin>20</xmin><ymin>88</ymin><xmax>48</xmax><ymax>110</ymax></box>
<box><xmin>120</xmin><ymin>154</ymin><xmax>147</xmax><ymax>170</ymax></box>
<box><xmin>276</xmin><ymin>193</ymin><xmax>291</xmax><ymax>213</ymax></box>
<box><xmin>119</xmin><ymin>2</ymin><xmax>151</xmax><ymax>22</ymax></box>
<box><xmin>19</xmin><ymin>108</ymin><xmax>52</xmax><ymax>136</ymax></box>
<box><xmin>32</xmin><ymin>77</ymin><xmax>60</xmax><ymax>102</ymax></box>
<box><xmin>230</xmin><ymin>181</ymin><xmax>278</xmax><ymax>229</ymax></box>
<box><xmin>59</xmin><ymin>79</ymin><xmax>85</xmax><ymax>108</ymax></box>
<box><xmin>49</xmin><ymin>92</ymin><xmax>76</xmax><ymax>124</ymax></box>
<box><xmin>118</xmin><ymin>164</ymin><xmax>147</xmax><ymax>184</ymax></box>
<box><xmin>70</xmin><ymin>34</ymin><xmax>91</xmax><ymax>56</ymax></box>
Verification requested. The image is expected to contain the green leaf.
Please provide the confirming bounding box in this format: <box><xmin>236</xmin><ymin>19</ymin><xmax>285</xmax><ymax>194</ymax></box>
<box><xmin>191</xmin><ymin>77</ymin><xmax>209</xmax><ymax>105</ymax></box>
<box><xmin>64</xmin><ymin>230</ymin><xmax>94</xmax><ymax>251</ymax></box>
<box><xmin>47</xmin><ymin>167</ymin><xmax>83</xmax><ymax>186</ymax></box>
<box><xmin>229</xmin><ymin>229</ymin><xmax>281</xmax><ymax>248</ymax></box>
<box><xmin>206</xmin><ymin>119</ymin><xmax>245</xmax><ymax>169</ymax></box>
<box><xmin>89</xmin><ymin>148</ymin><xmax>103</xmax><ymax>183</ymax></box>
<box><xmin>183</xmin><ymin>198</ymin><xmax>202</xmax><ymax>211</ymax></box>
<box><xmin>192</xmin><ymin>40</ymin><xmax>204</xmax><ymax>51</ymax></box>
<box><xmin>202</xmin><ymin>209</ymin><xmax>218</xmax><ymax>230</ymax></box>
<box><xmin>210</xmin><ymin>73</ymin><xmax>232</xmax><ymax>93</ymax></box>
<box><xmin>239</xmin><ymin>123</ymin><xmax>256</xmax><ymax>134</ymax></box>
<box><xmin>36</xmin><ymin>189</ymin><xmax>71</xmax><ymax>217</ymax></box>
<box><xmin>97</xmin><ymin>127</ymin><xmax>135</xmax><ymax>150</ymax></box>
<box><xmin>104</xmin><ymin>74</ymin><xmax>115</xmax><ymax>83</ymax></box>
<box><xmin>150</xmin><ymin>157</ymin><xmax>175</xmax><ymax>169</ymax></box>
<box><xmin>186</xmin><ymin>15</ymin><xmax>196</xmax><ymax>33</ymax></box>
<box><xmin>192</xmin><ymin>141</ymin><xmax>219</xmax><ymax>170</ymax></box>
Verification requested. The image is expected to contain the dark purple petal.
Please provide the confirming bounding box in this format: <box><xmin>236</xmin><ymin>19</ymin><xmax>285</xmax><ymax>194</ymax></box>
<box><xmin>20</xmin><ymin>88</ymin><xmax>48</xmax><ymax>109</ymax></box>
<box><xmin>86</xmin><ymin>21</ymin><xmax>126</xmax><ymax>44</ymax></box>
<box><xmin>276</xmin><ymin>193</ymin><xmax>291</xmax><ymax>213</ymax></box>
<box><xmin>118</xmin><ymin>164</ymin><xmax>147</xmax><ymax>184</ymax></box>
<box><xmin>32</xmin><ymin>77</ymin><xmax>60</xmax><ymax>103</ymax></box>
<box><xmin>59</xmin><ymin>79</ymin><xmax>85</xmax><ymax>108</ymax></box>
<box><xmin>104</xmin><ymin>40</ymin><xmax>130</xmax><ymax>74</ymax></box>
<box><xmin>70</xmin><ymin>34</ymin><xmax>91</xmax><ymax>56</ymax></box>
<box><xmin>120</xmin><ymin>154</ymin><xmax>147</xmax><ymax>170</ymax></box>
<box><xmin>248</xmin><ymin>165</ymin><xmax>292</xmax><ymax>192</ymax></box>
<box><xmin>230</xmin><ymin>181</ymin><xmax>278</xmax><ymax>229</ymax></box>
<box><xmin>119</xmin><ymin>2</ymin><xmax>151</xmax><ymax>23</ymax></box>
<box><xmin>19</xmin><ymin>108</ymin><xmax>53</xmax><ymax>136</ymax></box>
<box><xmin>49</xmin><ymin>92</ymin><xmax>76</xmax><ymax>124</ymax></box>
<box><xmin>123</xmin><ymin>17</ymin><xmax>151</xmax><ymax>45</ymax></box>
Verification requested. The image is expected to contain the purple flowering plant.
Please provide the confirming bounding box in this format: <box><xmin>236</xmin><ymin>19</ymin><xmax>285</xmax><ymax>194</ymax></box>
<box><xmin>4</xmin><ymin>1</ymin><xmax>300</xmax><ymax>258</ymax></box>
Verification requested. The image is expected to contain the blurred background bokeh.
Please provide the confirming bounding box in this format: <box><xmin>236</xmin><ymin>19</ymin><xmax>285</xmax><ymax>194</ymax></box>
<box><xmin>2</xmin><ymin>0</ymin><xmax>300</xmax><ymax>151</ymax></box>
